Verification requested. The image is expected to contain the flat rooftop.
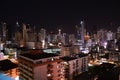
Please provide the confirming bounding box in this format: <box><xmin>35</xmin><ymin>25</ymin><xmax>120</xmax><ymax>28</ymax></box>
<box><xmin>0</xmin><ymin>59</ymin><xmax>18</xmax><ymax>71</ymax></box>
<box><xmin>61</xmin><ymin>56</ymin><xmax>77</xmax><ymax>61</ymax></box>
<box><xmin>77</xmin><ymin>53</ymin><xmax>88</xmax><ymax>57</ymax></box>
<box><xmin>61</xmin><ymin>54</ymin><xmax>88</xmax><ymax>61</ymax></box>
<box><xmin>19</xmin><ymin>53</ymin><xmax>59</xmax><ymax>60</ymax></box>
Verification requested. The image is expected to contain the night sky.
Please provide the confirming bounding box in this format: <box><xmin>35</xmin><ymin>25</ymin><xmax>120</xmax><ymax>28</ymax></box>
<box><xmin>0</xmin><ymin>0</ymin><xmax>120</xmax><ymax>33</ymax></box>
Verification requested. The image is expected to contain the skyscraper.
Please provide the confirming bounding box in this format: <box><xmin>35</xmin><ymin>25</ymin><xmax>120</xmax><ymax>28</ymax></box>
<box><xmin>80</xmin><ymin>21</ymin><xmax>85</xmax><ymax>44</ymax></box>
<box><xmin>40</xmin><ymin>28</ymin><xmax>46</xmax><ymax>48</ymax></box>
<box><xmin>22</xmin><ymin>24</ymin><xmax>28</xmax><ymax>46</ymax></box>
<box><xmin>2</xmin><ymin>23</ymin><xmax>7</xmax><ymax>42</ymax></box>
<box><xmin>76</xmin><ymin>21</ymin><xmax>85</xmax><ymax>45</ymax></box>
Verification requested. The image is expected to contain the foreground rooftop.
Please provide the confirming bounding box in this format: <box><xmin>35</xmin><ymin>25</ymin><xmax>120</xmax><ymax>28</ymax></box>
<box><xmin>19</xmin><ymin>53</ymin><xmax>59</xmax><ymax>60</ymax></box>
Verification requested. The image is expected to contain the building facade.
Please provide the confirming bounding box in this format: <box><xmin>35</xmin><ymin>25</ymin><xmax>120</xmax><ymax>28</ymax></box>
<box><xmin>18</xmin><ymin>50</ymin><xmax>64</xmax><ymax>80</ymax></box>
<box><xmin>18</xmin><ymin>49</ymin><xmax>88</xmax><ymax>80</ymax></box>
<box><xmin>61</xmin><ymin>54</ymin><xmax>88</xmax><ymax>80</ymax></box>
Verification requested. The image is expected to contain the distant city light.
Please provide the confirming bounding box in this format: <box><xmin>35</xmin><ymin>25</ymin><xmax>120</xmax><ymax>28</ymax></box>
<box><xmin>49</xmin><ymin>43</ymin><xmax>54</xmax><ymax>46</ymax></box>
<box><xmin>80</xmin><ymin>21</ymin><xmax>83</xmax><ymax>24</ymax></box>
<box><xmin>103</xmin><ymin>42</ymin><xmax>107</xmax><ymax>49</ymax></box>
<box><xmin>42</xmin><ymin>40</ymin><xmax>45</xmax><ymax>48</ymax></box>
<box><xmin>115</xmin><ymin>48</ymin><xmax>118</xmax><ymax>51</ymax></box>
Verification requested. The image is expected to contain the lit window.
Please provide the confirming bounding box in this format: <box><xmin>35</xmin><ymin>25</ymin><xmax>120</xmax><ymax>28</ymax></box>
<box><xmin>47</xmin><ymin>73</ymin><xmax>52</xmax><ymax>77</ymax></box>
<box><xmin>51</xmin><ymin>58</ymin><xmax>54</xmax><ymax>61</ymax></box>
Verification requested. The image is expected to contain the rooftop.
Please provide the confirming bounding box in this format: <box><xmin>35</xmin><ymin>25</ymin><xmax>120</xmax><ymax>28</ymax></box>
<box><xmin>61</xmin><ymin>56</ymin><xmax>77</xmax><ymax>61</ymax></box>
<box><xmin>19</xmin><ymin>53</ymin><xmax>59</xmax><ymax>60</ymax></box>
<box><xmin>0</xmin><ymin>59</ymin><xmax>18</xmax><ymax>71</ymax></box>
<box><xmin>77</xmin><ymin>53</ymin><xmax>88</xmax><ymax>57</ymax></box>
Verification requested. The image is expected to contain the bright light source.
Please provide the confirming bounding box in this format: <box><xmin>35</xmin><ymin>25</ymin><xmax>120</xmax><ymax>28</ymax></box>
<box><xmin>49</xmin><ymin>43</ymin><xmax>54</xmax><ymax>46</ymax></box>
<box><xmin>115</xmin><ymin>48</ymin><xmax>118</xmax><ymax>51</ymax></box>
<box><xmin>103</xmin><ymin>42</ymin><xmax>107</xmax><ymax>49</ymax></box>
<box><xmin>47</xmin><ymin>74</ymin><xmax>52</xmax><ymax>77</ymax></box>
<box><xmin>88</xmin><ymin>63</ymin><xmax>93</xmax><ymax>66</ymax></box>
<box><xmin>42</xmin><ymin>40</ymin><xmax>45</xmax><ymax>48</ymax></box>
<box><xmin>64</xmin><ymin>62</ymin><xmax>69</xmax><ymax>65</ymax></box>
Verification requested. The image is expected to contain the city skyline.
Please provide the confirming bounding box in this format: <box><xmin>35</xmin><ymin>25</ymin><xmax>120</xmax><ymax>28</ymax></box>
<box><xmin>0</xmin><ymin>1</ymin><xmax>120</xmax><ymax>33</ymax></box>
<box><xmin>1</xmin><ymin>1</ymin><xmax>120</xmax><ymax>79</ymax></box>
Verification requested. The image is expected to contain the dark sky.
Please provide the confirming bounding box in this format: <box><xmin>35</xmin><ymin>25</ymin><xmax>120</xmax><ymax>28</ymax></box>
<box><xmin>0</xmin><ymin>0</ymin><xmax>120</xmax><ymax>33</ymax></box>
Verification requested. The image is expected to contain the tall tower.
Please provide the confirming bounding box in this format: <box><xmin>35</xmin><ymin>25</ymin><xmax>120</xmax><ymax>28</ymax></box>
<box><xmin>15</xmin><ymin>22</ymin><xmax>22</xmax><ymax>45</ymax></box>
<box><xmin>15</xmin><ymin>22</ymin><xmax>20</xmax><ymax>32</ymax></box>
<box><xmin>80</xmin><ymin>21</ymin><xmax>84</xmax><ymax>44</ymax></box>
<box><xmin>76</xmin><ymin>25</ymin><xmax>81</xmax><ymax>41</ymax></box>
<box><xmin>2</xmin><ymin>22</ymin><xmax>7</xmax><ymax>42</ymax></box>
<box><xmin>117</xmin><ymin>26</ymin><xmax>120</xmax><ymax>39</ymax></box>
<box><xmin>58</xmin><ymin>29</ymin><xmax>61</xmax><ymax>36</ymax></box>
<box><xmin>22</xmin><ymin>24</ymin><xmax>28</xmax><ymax>42</ymax></box>
<box><xmin>40</xmin><ymin>28</ymin><xmax>46</xmax><ymax>41</ymax></box>
<box><xmin>40</xmin><ymin>28</ymin><xmax>46</xmax><ymax>48</ymax></box>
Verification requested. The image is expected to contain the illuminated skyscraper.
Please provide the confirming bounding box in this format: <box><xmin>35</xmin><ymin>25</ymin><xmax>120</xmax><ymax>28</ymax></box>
<box><xmin>58</xmin><ymin>29</ymin><xmax>61</xmax><ymax>36</ymax></box>
<box><xmin>40</xmin><ymin>28</ymin><xmax>46</xmax><ymax>48</ymax></box>
<box><xmin>80</xmin><ymin>21</ymin><xmax>85</xmax><ymax>44</ymax></box>
<box><xmin>22</xmin><ymin>24</ymin><xmax>28</xmax><ymax>46</ymax></box>
<box><xmin>2</xmin><ymin>23</ymin><xmax>7</xmax><ymax>42</ymax></box>
<box><xmin>76</xmin><ymin>25</ymin><xmax>81</xmax><ymax>41</ymax></box>
<box><xmin>14</xmin><ymin>22</ymin><xmax>22</xmax><ymax>45</ymax></box>
<box><xmin>76</xmin><ymin>21</ymin><xmax>85</xmax><ymax>44</ymax></box>
<box><xmin>15</xmin><ymin>22</ymin><xmax>20</xmax><ymax>32</ymax></box>
<box><xmin>117</xmin><ymin>26</ymin><xmax>120</xmax><ymax>39</ymax></box>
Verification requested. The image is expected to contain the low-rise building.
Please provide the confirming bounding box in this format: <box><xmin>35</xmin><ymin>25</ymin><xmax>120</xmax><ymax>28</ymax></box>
<box><xmin>18</xmin><ymin>49</ymin><xmax>88</xmax><ymax>80</ymax></box>
<box><xmin>61</xmin><ymin>54</ymin><xmax>88</xmax><ymax>80</ymax></box>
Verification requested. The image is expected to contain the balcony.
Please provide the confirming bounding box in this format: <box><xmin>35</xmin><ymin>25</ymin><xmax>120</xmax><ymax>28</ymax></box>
<box><xmin>47</xmin><ymin>64</ymin><xmax>53</xmax><ymax>69</ymax></box>
<box><xmin>47</xmin><ymin>69</ymin><xmax>53</xmax><ymax>74</ymax></box>
<box><xmin>47</xmin><ymin>74</ymin><xmax>53</xmax><ymax>80</ymax></box>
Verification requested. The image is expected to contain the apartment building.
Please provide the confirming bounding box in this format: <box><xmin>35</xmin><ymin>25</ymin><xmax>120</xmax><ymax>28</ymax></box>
<box><xmin>18</xmin><ymin>49</ymin><xmax>88</xmax><ymax>80</ymax></box>
<box><xmin>61</xmin><ymin>54</ymin><xmax>88</xmax><ymax>80</ymax></box>
<box><xmin>18</xmin><ymin>49</ymin><xmax>64</xmax><ymax>80</ymax></box>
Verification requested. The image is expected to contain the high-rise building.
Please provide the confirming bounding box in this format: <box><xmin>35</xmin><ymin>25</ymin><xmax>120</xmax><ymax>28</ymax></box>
<box><xmin>60</xmin><ymin>45</ymin><xmax>73</xmax><ymax>57</ymax></box>
<box><xmin>75</xmin><ymin>21</ymin><xmax>85</xmax><ymax>45</ymax></box>
<box><xmin>97</xmin><ymin>29</ymin><xmax>107</xmax><ymax>44</ymax></box>
<box><xmin>69</xmin><ymin>34</ymin><xmax>76</xmax><ymax>45</ymax></box>
<box><xmin>47</xmin><ymin>32</ymin><xmax>57</xmax><ymax>43</ymax></box>
<box><xmin>40</xmin><ymin>28</ymin><xmax>46</xmax><ymax>48</ymax></box>
<box><xmin>60</xmin><ymin>45</ymin><xmax>80</xmax><ymax>56</ymax></box>
<box><xmin>76</xmin><ymin>25</ymin><xmax>81</xmax><ymax>42</ymax></box>
<box><xmin>58</xmin><ymin>29</ymin><xmax>62</xmax><ymax>36</ymax></box>
<box><xmin>116</xmin><ymin>26</ymin><xmax>120</xmax><ymax>39</ymax></box>
<box><xmin>1</xmin><ymin>23</ymin><xmax>7</xmax><ymax>42</ymax></box>
<box><xmin>14</xmin><ymin>22</ymin><xmax>20</xmax><ymax>37</ymax></box>
<box><xmin>80</xmin><ymin>21</ymin><xmax>85</xmax><ymax>44</ymax></box>
<box><xmin>40</xmin><ymin>28</ymin><xmax>46</xmax><ymax>41</ymax></box>
<box><xmin>14</xmin><ymin>22</ymin><xmax>22</xmax><ymax>45</ymax></box>
<box><xmin>107</xmin><ymin>31</ymin><xmax>114</xmax><ymax>41</ymax></box>
<box><xmin>22</xmin><ymin>24</ymin><xmax>28</xmax><ymax>42</ymax></box>
<box><xmin>62</xmin><ymin>33</ymin><xmax>69</xmax><ymax>45</ymax></box>
<box><xmin>0</xmin><ymin>23</ymin><xmax>2</xmax><ymax>39</ymax></box>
